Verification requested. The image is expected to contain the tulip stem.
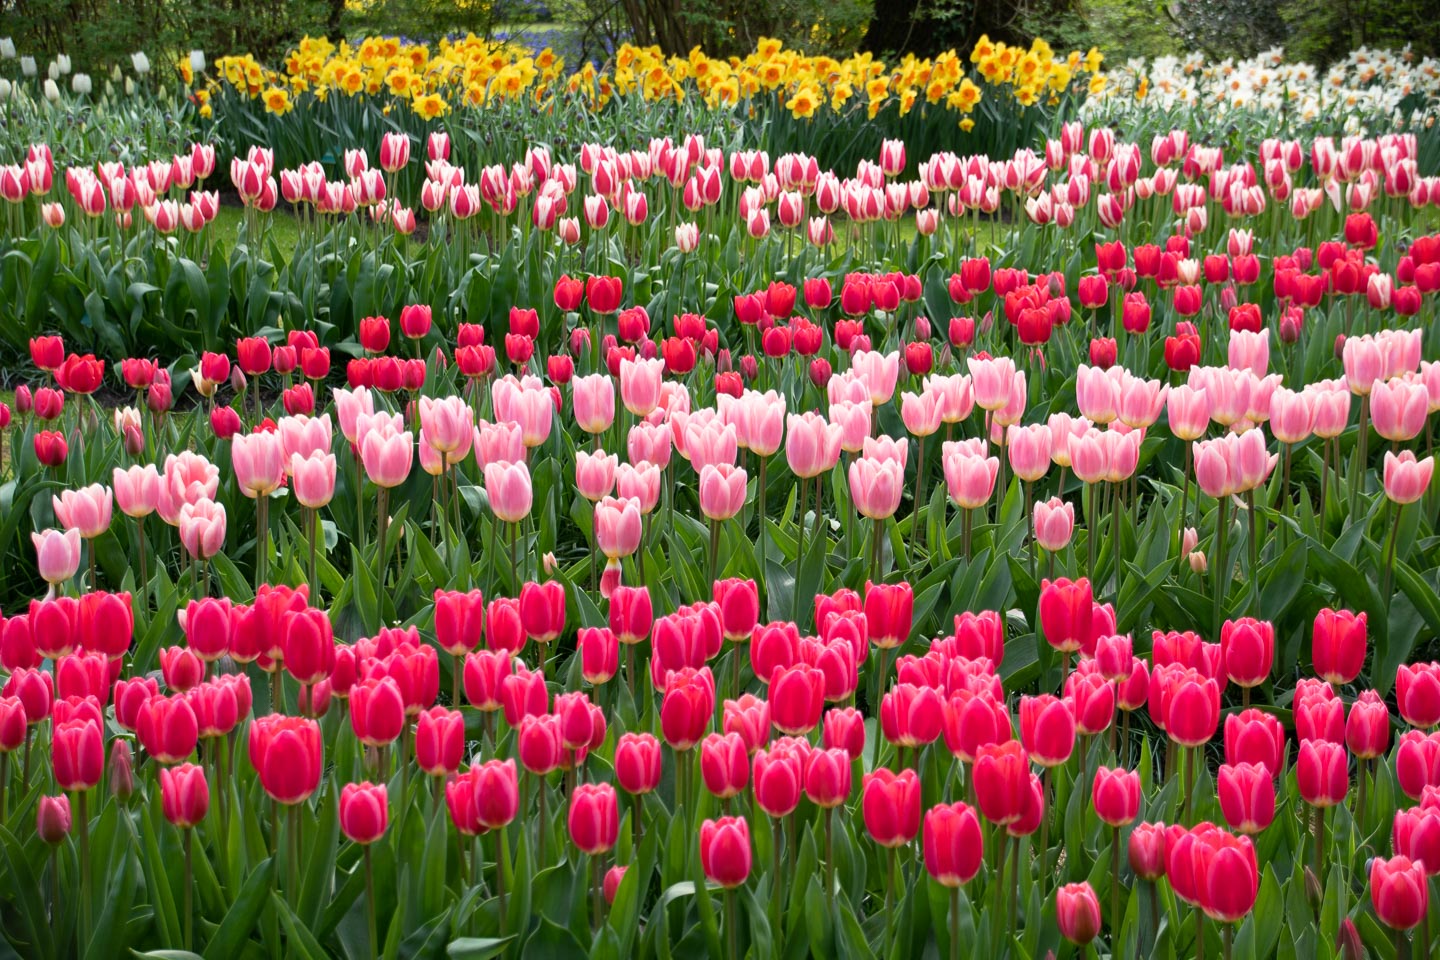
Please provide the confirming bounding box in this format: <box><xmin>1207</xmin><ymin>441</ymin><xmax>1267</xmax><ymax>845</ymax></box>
<box><xmin>0</xmin><ymin>754</ymin><xmax>6</xmax><ymax>823</ymax></box>
<box><xmin>1111</xmin><ymin>824</ymin><xmax>1121</xmax><ymax>937</ymax></box>
<box><xmin>375</xmin><ymin>487</ymin><xmax>389</xmax><ymax>596</ymax></box>
<box><xmin>949</xmin><ymin>886</ymin><xmax>960</xmax><ymax>960</ymax></box>
<box><xmin>307</xmin><ymin>507</ymin><xmax>319</xmax><ymax>601</ymax></box>
<box><xmin>1183</xmin><ymin>745</ymin><xmax>1193</xmax><ymax>826</ymax></box>
<box><xmin>911</xmin><ymin>436</ymin><xmax>926</xmax><ymax>558</ymax></box>
<box><xmin>288</xmin><ymin>804</ymin><xmax>300</xmax><ymax>905</ymax></box>
<box><xmin>993</xmin><ymin>822</ymin><xmax>1007</xmax><ymax>935</ymax></box>
<box><xmin>1353</xmin><ymin>396</ymin><xmax>1369</xmax><ymax>516</ymax></box>
<box><xmin>709</xmin><ymin>519</ymin><xmax>720</xmax><ymax>584</ymax></box>
<box><xmin>1383</xmin><ymin>503</ymin><xmax>1403</xmax><ymax>603</ymax></box>
<box><xmin>1111</xmin><ymin>481</ymin><xmax>1122</xmax><ymax>607</ymax></box>
<box><xmin>725</xmin><ymin>886</ymin><xmax>739</xmax><ymax>960</ymax></box>
<box><xmin>78</xmin><ymin>791</ymin><xmax>90</xmax><ymax>938</ymax></box>
<box><xmin>870</xmin><ymin>518</ymin><xmax>883</xmax><ymax>584</ymax></box>
<box><xmin>364</xmin><ymin>844</ymin><xmax>377</xmax><ymax>960</ymax></box>
<box><xmin>537</xmin><ymin>780</ymin><xmax>547</xmax><ymax>870</ymax></box>
<box><xmin>1355</xmin><ymin>757</ymin><xmax>1369</xmax><ymax>832</ymax></box>
<box><xmin>1038</xmin><ymin>767</ymin><xmax>1050</xmax><ymax>878</ymax></box>
<box><xmin>824</xmin><ymin>805</ymin><xmax>835</xmax><ymax>912</ymax></box>
<box><xmin>183</xmin><ymin>827</ymin><xmax>194</xmax><ymax>951</ymax></box>
<box><xmin>1223</xmin><ymin>923</ymin><xmax>1233</xmax><ymax>960</ymax></box>
<box><xmin>1009</xmin><ymin>834</ymin><xmax>1019</xmax><ymax>939</ymax></box>
<box><xmin>885</xmin><ymin>845</ymin><xmax>897</xmax><ymax>954</ymax></box>
<box><xmin>1212</xmin><ymin>497</ymin><xmax>1229</xmax><ymax>640</ymax></box>
<box><xmin>88</xmin><ymin>541</ymin><xmax>97</xmax><ymax>593</ymax></box>
<box><xmin>1178</xmin><ymin>443</ymin><xmax>1191</xmax><ymax>565</ymax></box>
<box><xmin>255</xmin><ymin>494</ymin><xmax>269</xmax><ymax>590</ymax></box>
<box><xmin>137</xmin><ymin>516</ymin><xmax>148</xmax><ymax>605</ymax></box>
<box><xmin>1314</xmin><ymin>805</ymin><xmax>1325</xmax><ymax>879</ymax></box>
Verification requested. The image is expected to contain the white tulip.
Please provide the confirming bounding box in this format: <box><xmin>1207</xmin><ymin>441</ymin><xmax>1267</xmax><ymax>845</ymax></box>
<box><xmin>55</xmin><ymin>53</ymin><xmax>70</xmax><ymax>74</ymax></box>
<box><xmin>189</xmin><ymin>50</ymin><xmax>205</xmax><ymax>73</ymax></box>
<box><xmin>0</xmin><ymin>38</ymin><xmax>16</xmax><ymax>59</ymax></box>
<box><xmin>0</xmin><ymin>79</ymin><xmax>11</xmax><ymax>101</ymax></box>
<box><xmin>72</xmin><ymin>73</ymin><xmax>91</xmax><ymax>95</ymax></box>
<box><xmin>131</xmin><ymin>52</ymin><xmax>150</xmax><ymax>75</ymax></box>
<box><xmin>42</xmin><ymin>78</ymin><xmax>59</xmax><ymax>102</ymax></box>
<box><xmin>20</xmin><ymin>56</ymin><xmax>36</xmax><ymax>76</ymax></box>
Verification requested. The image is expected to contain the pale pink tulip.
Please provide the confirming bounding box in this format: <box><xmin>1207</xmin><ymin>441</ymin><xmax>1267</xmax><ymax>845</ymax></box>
<box><xmin>178</xmin><ymin>499</ymin><xmax>227</xmax><ymax>560</ymax></box>
<box><xmin>1166</xmin><ymin>384</ymin><xmax>1210</xmax><ymax>441</ymax></box>
<box><xmin>1384</xmin><ymin>451</ymin><xmax>1434</xmax><ymax>504</ymax></box>
<box><xmin>1034</xmin><ymin>497</ymin><xmax>1075</xmax><ymax>551</ymax></box>
<box><xmin>510</xmin><ymin>388</ymin><xmax>555</xmax><ymax>448</ymax></box>
<box><xmin>620</xmin><ymin>357</ymin><xmax>665</xmax><ymax>417</ymax></box>
<box><xmin>616</xmin><ymin>461</ymin><xmax>662</xmax><ymax>513</ymax></box>
<box><xmin>484</xmin><ymin>460</ymin><xmax>533</xmax><ymax>523</ymax></box>
<box><xmin>573</xmin><ymin>375</ymin><xmax>616</xmax><ymax>434</ymax></box>
<box><xmin>575</xmin><ymin>450</ymin><xmax>618</xmax><ymax>502</ymax></box>
<box><xmin>699</xmin><ymin>463</ymin><xmax>747</xmax><ymax>521</ymax></box>
<box><xmin>32</xmin><ymin>528</ymin><xmax>81</xmax><ymax>584</ymax></box>
<box><xmin>113</xmin><ymin>465</ymin><xmax>161</xmax><ymax>518</ymax></box>
<box><xmin>595</xmin><ymin>496</ymin><xmax>643</xmax><ymax>558</ymax></box>
<box><xmin>1117</xmin><ymin>373</ymin><xmax>1169</xmax><ymax>429</ymax></box>
<box><xmin>925</xmin><ymin>374</ymin><xmax>974</xmax><ymax>424</ymax></box>
<box><xmin>1068</xmin><ymin>428</ymin><xmax>1110</xmax><ymax>484</ymax></box>
<box><xmin>158</xmin><ymin>452</ymin><xmax>219</xmax><ymax>526</ymax></box>
<box><xmin>1006</xmin><ymin>424</ymin><xmax>1052</xmax><ymax>482</ymax></box>
<box><xmin>278</xmin><ymin>414</ymin><xmax>333</xmax><ymax>464</ymax></box>
<box><xmin>474</xmin><ymin>420</ymin><xmax>526</xmax><ymax>470</ymax></box>
<box><xmin>942</xmin><ymin>442</ymin><xmax>999</xmax><ymax>509</ymax></box>
<box><xmin>849</xmin><ymin>456</ymin><xmax>905</xmax><ymax>519</ymax></box>
<box><xmin>1228</xmin><ymin>329</ymin><xmax>1270</xmax><ymax>378</ymax></box>
<box><xmin>1342</xmin><ymin>336</ymin><xmax>1384</xmax><ymax>395</ymax></box>
<box><xmin>862</xmin><ymin>435</ymin><xmax>909</xmax><ymax>468</ymax></box>
<box><xmin>829</xmin><ymin>401</ymin><xmax>872</xmax><ymax>453</ymax></box>
<box><xmin>786</xmin><ymin>412</ymin><xmax>843</xmax><ymax>479</ymax></box>
<box><xmin>1076</xmin><ymin>365</ymin><xmax>1120</xmax><ymax>424</ymax></box>
<box><xmin>231</xmin><ymin>431</ymin><xmax>286</xmax><ymax>498</ymax></box>
<box><xmin>291</xmin><ymin>452</ymin><xmax>337</xmax><ymax>509</ymax></box>
<box><xmin>418</xmin><ymin>396</ymin><xmax>473</xmax><ymax>454</ymax></box>
<box><xmin>360</xmin><ymin>424</ymin><xmax>414</xmax><ymax>488</ymax></box>
<box><xmin>627</xmin><ymin>420</ymin><xmax>672</xmax><ymax>468</ymax></box>
<box><xmin>52</xmin><ymin>484</ymin><xmax>113</xmax><ymax>539</ymax></box>
<box><xmin>1268</xmin><ymin>388</ymin><xmax>1314</xmax><ymax>445</ymax></box>
<box><xmin>1308</xmin><ymin>382</ymin><xmax>1351</xmax><ymax>439</ymax></box>
<box><xmin>1047</xmin><ymin>413</ymin><xmax>1092</xmax><ymax>467</ymax></box>
<box><xmin>685</xmin><ymin>418</ymin><xmax>739</xmax><ymax>475</ymax></box>
<box><xmin>332</xmin><ymin>386</ymin><xmax>375</xmax><ymax>444</ymax></box>
<box><xmin>1370</xmin><ymin>376</ymin><xmax>1429</xmax><ymax>442</ymax></box>
<box><xmin>900</xmin><ymin>390</ymin><xmax>944</xmax><ymax>437</ymax></box>
<box><xmin>851</xmin><ymin>350</ymin><xmax>900</xmax><ymax>406</ymax></box>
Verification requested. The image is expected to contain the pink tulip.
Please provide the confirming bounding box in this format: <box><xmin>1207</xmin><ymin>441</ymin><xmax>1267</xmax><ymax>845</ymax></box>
<box><xmin>112</xmin><ymin>465</ymin><xmax>161</xmax><ymax>518</ymax></box>
<box><xmin>485</xmin><ymin>460</ymin><xmax>533</xmax><ymax>523</ymax></box>
<box><xmin>1227</xmin><ymin>329</ymin><xmax>1270</xmax><ymax>377</ymax></box>
<box><xmin>684</xmin><ymin>418</ymin><xmax>739</xmax><ymax>475</ymax></box>
<box><xmin>616</xmin><ymin>461</ymin><xmax>662</xmax><ymax>513</ymax></box>
<box><xmin>730</xmin><ymin>390</ymin><xmax>786</xmax><ymax>456</ymax></box>
<box><xmin>829</xmin><ymin>401</ymin><xmax>872</xmax><ymax>453</ymax></box>
<box><xmin>839</xmin><ymin>450</ymin><xmax>903</xmax><ymax>521</ymax></box>
<box><xmin>1166</xmin><ymin>384</ymin><xmax>1211</xmax><ymax>440</ymax></box>
<box><xmin>1006</xmin><ymin>424</ymin><xmax>1051</xmax><ymax>482</ymax></box>
<box><xmin>926</xmin><ymin>374</ymin><xmax>975</xmax><ymax>424</ymax></box>
<box><xmin>627</xmin><ymin>421</ymin><xmax>672</xmax><ymax>469</ymax></box>
<box><xmin>278</xmin><ymin>414</ymin><xmax>333</xmax><ymax>463</ymax></box>
<box><xmin>1034</xmin><ymin>497</ymin><xmax>1075</xmax><ymax>551</ymax></box>
<box><xmin>178</xmin><ymin>499</ymin><xmax>226</xmax><ymax>560</ymax></box>
<box><xmin>943</xmin><ymin>442</ymin><xmax>1000</xmax><ymax>509</ymax></box>
<box><xmin>1308</xmin><ymin>382</ymin><xmax>1351</xmax><ymax>438</ymax></box>
<box><xmin>509</xmin><ymin>388</ymin><xmax>555</xmax><ymax>449</ymax></box>
<box><xmin>32</xmin><ymin>528</ymin><xmax>81</xmax><ymax>584</ymax></box>
<box><xmin>418</xmin><ymin>396</ymin><xmax>473</xmax><ymax>454</ymax></box>
<box><xmin>1371</xmin><ymin>377</ymin><xmax>1429</xmax><ymax>442</ymax></box>
<box><xmin>573</xmin><ymin>374</ymin><xmax>615</xmax><ymax>434</ymax></box>
<box><xmin>851</xmin><ymin>350</ymin><xmax>900</xmax><ymax>406</ymax></box>
<box><xmin>1384</xmin><ymin>451</ymin><xmax>1434</xmax><ymax>505</ymax></box>
<box><xmin>1117</xmin><ymin>373</ymin><xmax>1169</xmax><ymax>429</ymax></box>
<box><xmin>1268</xmin><ymin>388</ymin><xmax>1314</xmax><ymax>444</ymax></box>
<box><xmin>968</xmin><ymin>355</ymin><xmax>1016</xmax><ymax>412</ymax></box>
<box><xmin>786</xmin><ymin>412</ymin><xmax>843</xmax><ymax>479</ymax></box>
<box><xmin>360</xmin><ymin>423</ymin><xmax>414</xmax><ymax>488</ymax></box>
<box><xmin>231</xmin><ymin>432</ymin><xmax>286</xmax><ymax>498</ymax></box>
<box><xmin>699</xmin><ymin>464</ymin><xmax>747</xmax><ymax>521</ymax></box>
<box><xmin>1233</xmin><ymin>429</ymin><xmax>1277</xmax><ymax>491</ymax></box>
<box><xmin>1193</xmin><ymin>437</ymin><xmax>1239</xmax><ymax>499</ymax></box>
<box><xmin>473</xmin><ymin>420</ymin><xmax>526</xmax><ymax>470</ymax></box>
<box><xmin>1342</xmin><ymin>335</ymin><xmax>1385</xmax><ymax>395</ymax></box>
<box><xmin>1102</xmin><ymin>428</ymin><xmax>1142</xmax><ymax>483</ymax></box>
<box><xmin>595</xmin><ymin>497</ymin><xmax>643</xmax><ymax>559</ymax></box>
<box><xmin>333</xmin><ymin>386</ymin><xmax>375</xmax><ymax>444</ymax></box>
<box><xmin>901</xmin><ymin>390</ymin><xmax>944</xmax><ymax>437</ymax></box>
<box><xmin>290</xmin><ymin>452</ymin><xmax>337</xmax><ymax>509</ymax></box>
<box><xmin>620</xmin><ymin>357</ymin><xmax>665</xmax><ymax>417</ymax></box>
<box><xmin>575</xmin><ymin>450</ymin><xmax>618</xmax><ymax>501</ymax></box>
<box><xmin>1068</xmin><ymin>428</ymin><xmax>1110</xmax><ymax>485</ymax></box>
<box><xmin>52</xmin><ymin>484</ymin><xmax>113</xmax><ymax>538</ymax></box>
<box><xmin>1076</xmin><ymin>365</ymin><xmax>1120</xmax><ymax>424</ymax></box>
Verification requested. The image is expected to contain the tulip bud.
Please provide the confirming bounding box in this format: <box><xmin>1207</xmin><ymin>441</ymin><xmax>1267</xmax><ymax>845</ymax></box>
<box><xmin>108</xmin><ymin>738</ymin><xmax>135</xmax><ymax>801</ymax></box>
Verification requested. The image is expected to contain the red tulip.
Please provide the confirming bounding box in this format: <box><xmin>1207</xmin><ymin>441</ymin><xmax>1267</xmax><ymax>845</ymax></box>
<box><xmin>973</xmin><ymin>741</ymin><xmax>1029</xmax><ymax>825</ymax></box>
<box><xmin>1092</xmin><ymin>766</ymin><xmax>1140</xmax><ymax>826</ymax></box>
<box><xmin>1346</xmin><ymin>690</ymin><xmax>1391</xmax><ymax>759</ymax></box>
<box><xmin>518</xmin><ymin>713</ymin><xmax>564</xmax><ymax>774</ymax></box>
<box><xmin>700</xmin><ymin>732</ymin><xmax>750</xmax><ymax>800</ymax></box>
<box><xmin>660</xmin><ymin>667</ymin><xmax>714</xmax><ymax>750</ymax></box>
<box><xmin>804</xmin><ymin>746</ymin><xmax>852</xmax><ymax>808</ymax></box>
<box><xmin>1128</xmin><ymin>821</ymin><xmax>1167</xmax><ymax>880</ymax></box>
<box><xmin>463</xmin><ymin>649</ymin><xmax>510</xmax><ymax>711</ymax></box>
<box><xmin>350</xmin><ymin>677</ymin><xmax>406</xmax><ymax>747</ymax></box>
<box><xmin>769</xmin><ymin>663</ymin><xmax>826</xmax><ymax>735</ymax></box>
<box><xmin>923</xmin><ymin>802</ymin><xmax>983</xmax><ymax>886</ymax></box>
<box><xmin>712</xmin><ymin>578</ymin><xmax>759</xmax><ymax>642</ymax></box>
<box><xmin>519</xmin><ymin>580</ymin><xmax>566</xmax><ymax>644</ymax></box>
<box><xmin>1313</xmin><ymin>608</ymin><xmax>1366</xmax><ymax>685</ymax></box>
<box><xmin>864</xmin><ymin>580</ymin><xmax>913</xmax><ymax>649</ymax></box>
<box><xmin>415</xmin><ymin>706</ymin><xmax>464</xmax><ymax>775</ymax></box>
<box><xmin>1398</xmin><ymin>662</ymin><xmax>1440</xmax><ymax>728</ymax></box>
<box><xmin>53</xmin><ymin>718</ymin><xmax>103</xmax><ymax>791</ymax></box>
<box><xmin>1056</xmin><ymin>882</ymin><xmax>1102</xmax><ymax>945</ymax></box>
<box><xmin>823</xmin><ymin>706</ymin><xmax>865</xmax><ymax>760</ymax></box>
<box><xmin>615</xmin><ymin>732</ymin><xmax>662</xmax><ymax>794</ymax></box>
<box><xmin>700</xmin><ymin>816</ymin><xmax>752</xmax><ymax>887</ymax></box>
<box><xmin>471</xmin><ymin>758</ymin><xmax>519</xmax><ymax>829</ymax></box>
<box><xmin>434</xmin><ymin>588</ymin><xmax>485</xmax><ymax>656</ymax></box>
<box><xmin>1039</xmin><ymin>578</ymin><xmax>1092</xmax><ymax>653</ymax></box>
<box><xmin>1296</xmin><ymin>739</ymin><xmax>1349</xmax><ymax>807</ymax></box>
<box><xmin>880</xmin><ymin>682</ymin><xmax>944</xmax><ymax>747</ymax></box>
<box><xmin>1217</xmin><ymin>762</ymin><xmax>1275</xmax><ymax>834</ymax></box>
<box><xmin>1222</xmin><ymin>709</ymin><xmax>1285</xmax><ymax>773</ymax></box>
<box><xmin>568</xmin><ymin>782</ymin><xmax>619</xmax><ymax>854</ymax></box>
<box><xmin>1019</xmin><ymin>694</ymin><xmax>1075</xmax><ymax>767</ymax></box>
<box><xmin>862</xmin><ymin>768</ymin><xmax>921</xmax><ymax>847</ymax></box>
<box><xmin>609</xmin><ymin>585</ymin><xmax>653</xmax><ymax>644</ymax></box>
<box><xmin>137</xmin><ymin>693</ymin><xmax>198</xmax><ymax>764</ymax></box>
<box><xmin>339</xmin><ymin>781</ymin><xmax>388</xmax><ymax>843</ymax></box>
<box><xmin>753</xmin><ymin>743</ymin><xmax>805</xmax><ymax>817</ymax></box>
<box><xmin>1220</xmin><ymin>617</ymin><xmax>1274</xmax><ymax>688</ymax></box>
<box><xmin>249</xmin><ymin>714</ymin><xmax>321</xmax><ymax>804</ymax></box>
<box><xmin>1372</xmin><ymin>856</ymin><xmax>1428</xmax><ymax>930</ymax></box>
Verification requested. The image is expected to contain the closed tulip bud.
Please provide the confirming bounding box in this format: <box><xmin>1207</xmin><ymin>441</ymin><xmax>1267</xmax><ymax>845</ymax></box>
<box><xmin>414</xmin><ymin>706</ymin><xmax>463</xmax><ymax>775</ymax></box>
<box><xmin>700</xmin><ymin>816</ymin><xmax>752</xmax><ymax>887</ymax></box>
<box><xmin>339</xmin><ymin>781</ymin><xmax>388</xmax><ymax>844</ymax></box>
<box><xmin>1296</xmin><ymin>739</ymin><xmax>1349</xmax><ymax>807</ymax></box>
<box><xmin>37</xmin><ymin>795</ymin><xmax>71</xmax><ymax>844</ymax></box>
<box><xmin>700</xmin><ymin>732</ymin><xmax>750</xmax><ymax>799</ymax></box>
<box><xmin>973</xmin><ymin>741</ymin><xmax>1030</xmax><ymax>825</ymax></box>
<box><xmin>1312</xmin><ymin>608</ymin><xmax>1366</xmax><ymax>685</ymax></box>
<box><xmin>1221</xmin><ymin>617</ymin><xmax>1274</xmax><ymax>688</ymax></box>
<box><xmin>805</xmin><ymin>746</ymin><xmax>852</xmax><ymax>807</ymax></box>
<box><xmin>160</xmin><ymin>762</ymin><xmax>210</xmax><ymax>828</ymax></box>
<box><xmin>1057</xmin><ymin>882</ymin><xmax>1102</xmax><ymax>945</ymax></box>
<box><xmin>1346</xmin><ymin>690</ymin><xmax>1390</xmax><ymax>759</ymax></box>
<box><xmin>1218</xmin><ymin>762</ymin><xmax>1275</xmax><ymax>834</ymax></box>
<box><xmin>1128</xmin><ymin>821</ymin><xmax>1166</xmax><ymax>879</ymax></box>
<box><xmin>1092</xmin><ymin>766</ymin><xmax>1140</xmax><ymax>826</ymax></box>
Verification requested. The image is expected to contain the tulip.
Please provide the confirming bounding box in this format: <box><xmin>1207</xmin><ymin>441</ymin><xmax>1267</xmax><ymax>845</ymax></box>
<box><xmin>569</xmin><ymin>782</ymin><xmax>619</xmax><ymax>854</ymax></box>
<box><xmin>1313</xmin><ymin>608</ymin><xmax>1366</xmax><ymax>685</ymax></box>
<box><xmin>1398</xmin><ymin>662</ymin><xmax>1440</xmax><ymax>728</ymax></box>
<box><xmin>1223</xmin><ymin>709</ymin><xmax>1285</xmax><ymax>773</ymax></box>
<box><xmin>1093</xmin><ymin>766</ymin><xmax>1140</xmax><ymax>826</ymax></box>
<box><xmin>1297</xmin><ymin>739</ymin><xmax>1349</xmax><ymax>807</ymax></box>
<box><xmin>1220</xmin><ymin>617</ymin><xmax>1274</xmax><ymax>691</ymax></box>
<box><xmin>1056</xmin><ymin>882</ymin><xmax>1102</xmax><ymax>945</ymax></box>
<box><xmin>1372</xmin><ymin>856</ymin><xmax>1428</xmax><ymax>930</ymax></box>
<box><xmin>1218</xmin><ymin>762</ymin><xmax>1276</xmax><ymax>834</ymax></box>
<box><xmin>699</xmin><ymin>816</ymin><xmax>751</xmax><ymax>888</ymax></box>
<box><xmin>770</xmin><ymin>663</ymin><xmax>826</xmax><ymax>735</ymax></box>
<box><xmin>700</xmin><ymin>732</ymin><xmax>750</xmax><ymax>800</ymax></box>
<box><xmin>923</xmin><ymin>802</ymin><xmax>983</xmax><ymax>886</ymax></box>
<box><xmin>615</xmin><ymin>732</ymin><xmax>662</xmax><ymax>795</ymax></box>
<box><xmin>32</xmin><ymin>528</ymin><xmax>81</xmax><ymax>585</ymax></box>
<box><xmin>415</xmin><ymin>706</ymin><xmax>464</xmax><ymax>775</ymax></box>
<box><xmin>37</xmin><ymin>795</ymin><xmax>71</xmax><ymax>844</ymax></box>
<box><xmin>53</xmin><ymin>718</ymin><xmax>103</xmax><ymax>791</ymax></box>
<box><xmin>160</xmin><ymin>763</ymin><xmax>210</xmax><ymax>828</ymax></box>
